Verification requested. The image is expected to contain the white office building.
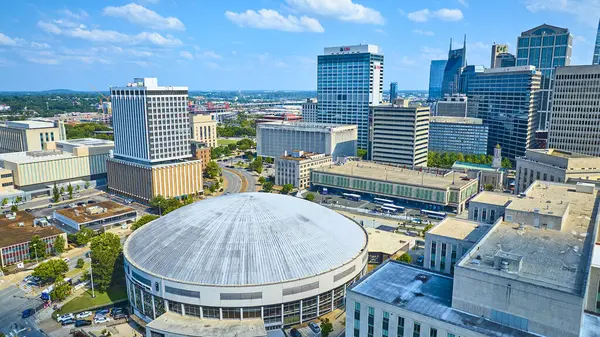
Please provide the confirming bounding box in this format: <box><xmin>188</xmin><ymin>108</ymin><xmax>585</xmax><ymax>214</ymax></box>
<box><xmin>301</xmin><ymin>98</ymin><xmax>318</xmax><ymax>123</ymax></box>
<box><xmin>435</xmin><ymin>94</ymin><xmax>467</xmax><ymax>117</ymax></box>
<box><xmin>275</xmin><ymin>151</ymin><xmax>331</xmax><ymax>189</ymax></box>
<box><xmin>547</xmin><ymin>65</ymin><xmax>600</xmax><ymax>156</ymax></box>
<box><xmin>110</xmin><ymin>77</ymin><xmax>191</xmax><ymax>164</ymax></box>
<box><xmin>256</xmin><ymin>122</ymin><xmax>357</xmax><ymax>159</ymax></box>
<box><xmin>317</xmin><ymin>45</ymin><xmax>384</xmax><ymax>149</ymax></box>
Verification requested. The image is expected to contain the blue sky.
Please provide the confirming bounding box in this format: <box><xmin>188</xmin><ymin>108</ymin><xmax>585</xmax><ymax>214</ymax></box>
<box><xmin>0</xmin><ymin>0</ymin><xmax>598</xmax><ymax>91</ymax></box>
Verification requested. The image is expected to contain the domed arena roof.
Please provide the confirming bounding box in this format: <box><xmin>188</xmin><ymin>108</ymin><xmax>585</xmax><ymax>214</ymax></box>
<box><xmin>124</xmin><ymin>193</ymin><xmax>367</xmax><ymax>286</ymax></box>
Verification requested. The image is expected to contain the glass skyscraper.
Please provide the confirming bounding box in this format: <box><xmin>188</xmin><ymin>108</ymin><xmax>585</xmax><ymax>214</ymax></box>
<box><xmin>442</xmin><ymin>37</ymin><xmax>467</xmax><ymax>97</ymax></box>
<box><xmin>459</xmin><ymin>65</ymin><xmax>484</xmax><ymax>95</ymax></box>
<box><xmin>516</xmin><ymin>24</ymin><xmax>572</xmax><ymax>130</ymax></box>
<box><xmin>389</xmin><ymin>82</ymin><xmax>398</xmax><ymax>102</ymax></box>
<box><xmin>317</xmin><ymin>45</ymin><xmax>384</xmax><ymax>150</ymax></box>
<box><xmin>467</xmin><ymin>66</ymin><xmax>541</xmax><ymax>161</ymax></box>
<box><xmin>594</xmin><ymin>19</ymin><xmax>600</xmax><ymax>65</ymax></box>
<box><xmin>428</xmin><ymin>60</ymin><xmax>447</xmax><ymax>100</ymax></box>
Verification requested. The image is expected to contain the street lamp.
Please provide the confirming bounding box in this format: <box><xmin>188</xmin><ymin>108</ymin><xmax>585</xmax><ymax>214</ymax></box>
<box><xmin>32</xmin><ymin>244</ymin><xmax>39</xmax><ymax>265</ymax></box>
<box><xmin>88</xmin><ymin>251</ymin><xmax>95</xmax><ymax>298</ymax></box>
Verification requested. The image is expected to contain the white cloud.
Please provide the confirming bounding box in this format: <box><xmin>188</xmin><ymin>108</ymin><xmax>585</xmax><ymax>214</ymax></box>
<box><xmin>72</xmin><ymin>56</ymin><xmax>110</xmax><ymax>64</ymax></box>
<box><xmin>128</xmin><ymin>49</ymin><xmax>154</xmax><ymax>57</ymax></box>
<box><xmin>27</xmin><ymin>57</ymin><xmax>60</xmax><ymax>65</ymax></box>
<box><xmin>407</xmin><ymin>8</ymin><xmax>463</xmax><ymax>22</ymax></box>
<box><xmin>286</xmin><ymin>0</ymin><xmax>384</xmax><ymax>24</ymax></box>
<box><xmin>37</xmin><ymin>21</ymin><xmax>62</xmax><ymax>34</ymax></box>
<box><xmin>52</xmin><ymin>19</ymin><xmax>83</xmax><ymax>28</ymax></box>
<box><xmin>225</xmin><ymin>9</ymin><xmax>324</xmax><ymax>33</ymax></box>
<box><xmin>31</xmin><ymin>42</ymin><xmax>51</xmax><ymax>49</ymax></box>
<box><xmin>469</xmin><ymin>41</ymin><xmax>490</xmax><ymax>50</ymax></box>
<box><xmin>420</xmin><ymin>46</ymin><xmax>447</xmax><ymax>61</ymax></box>
<box><xmin>103</xmin><ymin>3</ymin><xmax>185</xmax><ymax>31</ymax></box>
<box><xmin>232</xmin><ymin>51</ymin><xmax>237</xmax><ymax>55</ymax></box>
<box><xmin>375</xmin><ymin>28</ymin><xmax>386</xmax><ymax>35</ymax></box>
<box><xmin>180</xmin><ymin>50</ymin><xmax>194</xmax><ymax>60</ymax></box>
<box><xmin>205</xmin><ymin>62</ymin><xmax>219</xmax><ymax>69</ymax></box>
<box><xmin>139</xmin><ymin>0</ymin><xmax>160</xmax><ymax>4</ymax></box>
<box><xmin>203</xmin><ymin>50</ymin><xmax>222</xmax><ymax>59</ymax></box>
<box><xmin>524</xmin><ymin>0</ymin><xmax>600</xmax><ymax>27</ymax></box>
<box><xmin>399</xmin><ymin>56</ymin><xmax>416</xmax><ymax>66</ymax></box>
<box><xmin>131</xmin><ymin>60</ymin><xmax>150</xmax><ymax>67</ymax></box>
<box><xmin>37</xmin><ymin>22</ymin><xmax>183</xmax><ymax>47</ymax></box>
<box><xmin>59</xmin><ymin>9</ymin><xmax>89</xmax><ymax>20</ymax></box>
<box><xmin>275</xmin><ymin>60</ymin><xmax>288</xmax><ymax>68</ymax></box>
<box><xmin>0</xmin><ymin>33</ymin><xmax>17</xmax><ymax>46</ymax></box>
<box><xmin>413</xmin><ymin>29</ymin><xmax>434</xmax><ymax>36</ymax></box>
<box><xmin>457</xmin><ymin>0</ymin><xmax>469</xmax><ymax>7</ymax></box>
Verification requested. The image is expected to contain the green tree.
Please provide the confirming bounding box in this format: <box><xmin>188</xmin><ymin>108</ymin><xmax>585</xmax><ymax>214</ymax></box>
<box><xmin>76</xmin><ymin>258</ymin><xmax>85</xmax><ymax>269</ymax></box>
<box><xmin>484</xmin><ymin>184</ymin><xmax>494</xmax><ymax>191</ymax></box>
<box><xmin>74</xmin><ymin>227</ymin><xmax>94</xmax><ymax>246</ymax></box>
<box><xmin>67</xmin><ymin>183</ymin><xmax>74</xmax><ymax>199</ymax></box>
<box><xmin>90</xmin><ymin>232</ymin><xmax>122</xmax><ymax>292</ymax></box>
<box><xmin>249</xmin><ymin>157</ymin><xmax>263</xmax><ymax>174</ymax></box>
<box><xmin>150</xmin><ymin>195</ymin><xmax>168</xmax><ymax>215</ymax></box>
<box><xmin>209</xmin><ymin>184</ymin><xmax>216</xmax><ymax>193</ymax></box>
<box><xmin>423</xmin><ymin>224</ymin><xmax>434</xmax><ymax>233</ymax></box>
<box><xmin>52</xmin><ymin>184</ymin><xmax>60</xmax><ymax>203</ymax></box>
<box><xmin>53</xmin><ymin>235</ymin><xmax>66</xmax><ymax>254</ymax></box>
<box><xmin>357</xmin><ymin>149</ymin><xmax>368</xmax><ymax>160</ymax></box>
<box><xmin>396</xmin><ymin>253</ymin><xmax>412</xmax><ymax>264</ymax></box>
<box><xmin>183</xmin><ymin>194</ymin><xmax>194</xmax><ymax>205</ymax></box>
<box><xmin>162</xmin><ymin>198</ymin><xmax>183</xmax><ymax>215</ymax></box>
<box><xmin>1</xmin><ymin>198</ymin><xmax>7</xmax><ymax>206</ymax></box>
<box><xmin>305</xmin><ymin>193</ymin><xmax>315</xmax><ymax>201</ymax></box>
<box><xmin>205</xmin><ymin>161</ymin><xmax>222</xmax><ymax>179</ymax></box>
<box><xmin>258</xmin><ymin>176</ymin><xmax>266</xmax><ymax>184</ymax></box>
<box><xmin>75</xmin><ymin>185</ymin><xmax>80</xmax><ymax>192</ymax></box>
<box><xmin>10</xmin><ymin>205</ymin><xmax>18</xmax><ymax>212</ymax></box>
<box><xmin>281</xmin><ymin>184</ymin><xmax>293</xmax><ymax>195</ymax></box>
<box><xmin>84</xmin><ymin>181</ymin><xmax>90</xmax><ymax>189</ymax></box>
<box><xmin>32</xmin><ymin>259</ymin><xmax>68</xmax><ymax>284</ymax></box>
<box><xmin>50</xmin><ymin>276</ymin><xmax>72</xmax><ymax>301</ymax></box>
<box><xmin>262</xmin><ymin>181</ymin><xmax>274</xmax><ymax>192</ymax></box>
<box><xmin>15</xmin><ymin>196</ymin><xmax>22</xmax><ymax>204</ymax></box>
<box><xmin>59</xmin><ymin>186</ymin><xmax>65</xmax><ymax>195</ymax></box>
<box><xmin>236</xmin><ymin>138</ymin><xmax>254</xmax><ymax>151</ymax></box>
<box><xmin>29</xmin><ymin>235</ymin><xmax>47</xmax><ymax>260</ymax></box>
<box><xmin>131</xmin><ymin>214</ymin><xmax>160</xmax><ymax>231</ymax></box>
<box><xmin>502</xmin><ymin>157</ymin><xmax>513</xmax><ymax>169</ymax></box>
<box><xmin>320</xmin><ymin>318</ymin><xmax>334</xmax><ymax>337</ymax></box>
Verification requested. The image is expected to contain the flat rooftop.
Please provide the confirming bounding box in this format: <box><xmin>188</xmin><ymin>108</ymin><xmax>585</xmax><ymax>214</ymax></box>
<box><xmin>55</xmin><ymin>201</ymin><xmax>135</xmax><ymax>225</ymax></box>
<box><xmin>428</xmin><ymin>218</ymin><xmax>492</xmax><ymax>243</ymax></box>
<box><xmin>0</xmin><ymin>212</ymin><xmax>63</xmax><ymax>248</ymax></box>
<box><xmin>279</xmin><ymin>152</ymin><xmax>330</xmax><ymax>161</ymax></box>
<box><xmin>57</xmin><ymin>138</ymin><xmax>114</xmax><ymax>147</ymax></box>
<box><xmin>257</xmin><ymin>122</ymin><xmax>357</xmax><ymax>131</ymax></box>
<box><xmin>452</xmin><ymin>161</ymin><xmax>503</xmax><ymax>173</ymax></box>
<box><xmin>0</xmin><ymin>150</ymin><xmax>75</xmax><ymax>165</ymax></box>
<box><xmin>527</xmin><ymin>148</ymin><xmax>595</xmax><ymax>159</ymax></box>
<box><xmin>3</xmin><ymin>120</ymin><xmax>55</xmax><ymax>129</ymax></box>
<box><xmin>430</xmin><ymin>117</ymin><xmax>483</xmax><ymax>125</ymax></box>
<box><xmin>146</xmin><ymin>312</ymin><xmax>266</xmax><ymax>337</ymax></box>
<box><xmin>314</xmin><ymin>161</ymin><xmax>475</xmax><ymax>190</ymax></box>
<box><xmin>366</xmin><ymin>227</ymin><xmax>413</xmax><ymax>255</ymax></box>
<box><xmin>469</xmin><ymin>191</ymin><xmax>517</xmax><ymax>206</ymax></box>
<box><xmin>506</xmin><ymin>196</ymin><xmax>569</xmax><ymax>218</ymax></box>
<box><xmin>350</xmin><ymin>261</ymin><xmax>539</xmax><ymax>337</ymax></box>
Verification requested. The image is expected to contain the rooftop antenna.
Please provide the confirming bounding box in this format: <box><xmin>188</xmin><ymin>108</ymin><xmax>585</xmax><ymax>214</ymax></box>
<box><xmin>449</xmin><ymin>38</ymin><xmax>453</xmax><ymax>53</ymax></box>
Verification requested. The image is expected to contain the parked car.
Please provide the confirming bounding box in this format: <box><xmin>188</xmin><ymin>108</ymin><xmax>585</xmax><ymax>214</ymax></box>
<box><xmin>61</xmin><ymin>319</ymin><xmax>75</xmax><ymax>326</ymax></box>
<box><xmin>110</xmin><ymin>307</ymin><xmax>126</xmax><ymax>316</ymax></box>
<box><xmin>112</xmin><ymin>313</ymin><xmax>127</xmax><ymax>320</ymax></box>
<box><xmin>22</xmin><ymin>308</ymin><xmax>35</xmax><ymax>318</ymax></box>
<box><xmin>94</xmin><ymin>316</ymin><xmax>111</xmax><ymax>324</ymax></box>
<box><xmin>87</xmin><ymin>200</ymin><xmax>96</xmax><ymax>204</ymax></box>
<box><xmin>76</xmin><ymin>311</ymin><xmax>92</xmax><ymax>319</ymax></box>
<box><xmin>95</xmin><ymin>309</ymin><xmax>110</xmax><ymax>316</ymax></box>
<box><xmin>25</xmin><ymin>208</ymin><xmax>32</xmax><ymax>212</ymax></box>
<box><xmin>63</xmin><ymin>257</ymin><xmax>70</xmax><ymax>263</ymax></box>
<box><xmin>56</xmin><ymin>313</ymin><xmax>74</xmax><ymax>322</ymax></box>
<box><xmin>75</xmin><ymin>320</ymin><xmax>92</xmax><ymax>327</ymax></box>
<box><xmin>309</xmin><ymin>322</ymin><xmax>321</xmax><ymax>333</ymax></box>
<box><xmin>77</xmin><ymin>202</ymin><xmax>86</xmax><ymax>207</ymax></box>
<box><xmin>47</xmin><ymin>204</ymin><xmax>52</xmax><ymax>208</ymax></box>
<box><xmin>290</xmin><ymin>328</ymin><xmax>301</xmax><ymax>337</ymax></box>
<box><xmin>417</xmin><ymin>256</ymin><xmax>424</xmax><ymax>265</ymax></box>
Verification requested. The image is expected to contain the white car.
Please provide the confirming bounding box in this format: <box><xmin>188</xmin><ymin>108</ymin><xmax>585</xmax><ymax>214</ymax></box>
<box><xmin>94</xmin><ymin>316</ymin><xmax>111</xmax><ymax>324</ymax></box>
<box><xmin>63</xmin><ymin>257</ymin><xmax>70</xmax><ymax>263</ymax></box>
<box><xmin>56</xmin><ymin>313</ymin><xmax>74</xmax><ymax>322</ymax></box>
<box><xmin>76</xmin><ymin>311</ymin><xmax>92</xmax><ymax>319</ymax></box>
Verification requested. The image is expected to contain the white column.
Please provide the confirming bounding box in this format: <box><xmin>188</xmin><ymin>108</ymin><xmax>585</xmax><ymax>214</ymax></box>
<box><xmin>300</xmin><ymin>300</ymin><xmax>303</xmax><ymax>323</ymax></box>
<box><xmin>281</xmin><ymin>304</ymin><xmax>285</xmax><ymax>326</ymax></box>
<box><xmin>151</xmin><ymin>295</ymin><xmax>156</xmax><ymax>319</ymax></box>
<box><xmin>330</xmin><ymin>289</ymin><xmax>334</xmax><ymax>312</ymax></box>
<box><xmin>220</xmin><ymin>307</ymin><xmax>223</xmax><ymax>320</ymax></box>
<box><xmin>200</xmin><ymin>306</ymin><xmax>204</xmax><ymax>319</ymax></box>
<box><xmin>181</xmin><ymin>303</ymin><xmax>185</xmax><ymax>315</ymax></box>
<box><xmin>240</xmin><ymin>308</ymin><xmax>244</xmax><ymax>320</ymax></box>
<box><xmin>316</xmin><ymin>296</ymin><xmax>320</xmax><ymax>317</ymax></box>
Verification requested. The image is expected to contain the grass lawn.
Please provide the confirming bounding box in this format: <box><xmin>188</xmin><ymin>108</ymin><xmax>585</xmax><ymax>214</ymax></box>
<box><xmin>217</xmin><ymin>138</ymin><xmax>238</xmax><ymax>146</ymax></box>
<box><xmin>65</xmin><ymin>263</ymin><xmax>89</xmax><ymax>279</ymax></box>
<box><xmin>57</xmin><ymin>284</ymin><xmax>128</xmax><ymax>316</ymax></box>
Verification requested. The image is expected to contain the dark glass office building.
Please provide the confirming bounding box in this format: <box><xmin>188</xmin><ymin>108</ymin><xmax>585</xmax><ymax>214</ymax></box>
<box><xmin>428</xmin><ymin>60</ymin><xmax>447</xmax><ymax>100</ymax></box>
<box><xmin>594</xmin><ymin>19</ymin><xmax>600</xmax><ymax>65</ymax></box>
<box><xmin>516</xmin><ymin>24</ymin><xmax>572</xmax><ymax>130</ymax></box>
<box><xmin>467</xmin><ymin>66</ymin><xmax>541</xmax><ymax>161</ymax></box>
<box><xmin>442</xmin><ymin>37</ymin><xmax>467</xmax><ymax>97</ymax></box>
<box><xmin>429</xmin><ymin>117</ymin><xmax>488</xmax><ymax>155</ymax></box>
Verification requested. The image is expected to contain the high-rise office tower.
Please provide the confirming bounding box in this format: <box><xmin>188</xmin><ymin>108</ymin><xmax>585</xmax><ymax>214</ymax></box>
<box><xmin>317</xmin><ymin>45</ymin><xmax>384</xmax><ymax>150</ymax></box>
<box><xmin>548</xmin><ymin>65</ymin><xmax>600</xmax><ymax>156</ymax></box>
<box><xmin>516</xmin><ymin>24</ymin><xmax>572</xmax><ymax>130</ymax></box>
<box><xmin>389</xmin><ymin>82</ymin><xmax>398</xmax><ymax>102</ymax></box>
<box><xmin>458</xmin><ymin>65</ymin><xmax>484</xmax><ymax>95</ymax></box>
<box><xmin>496</xmin><ymin>52</ymin><xmax>516</xmax><ymax>67</ymax></box>
<box><xmin>107</xmin><ymin>78</ymin><xmax>203</xmax><ymax>202</ymax></box>
<box><xmin>594</xmin><ymin>19</ymin><xmax>600</xmax><ymax>65</ymax></box>
<box><xmin>301</xmin><ymin>98</ymin><xmax>318</xmax><ymax>123</ymax></box>
<box><xmin>490</xmin><ymin>43</ymin><xmax>509</xmax><ymax>68</ymax></box>
<box><xmin>428</xmin><ymin>60</ymin><xmax>447</xmax><ymax>100</ymax></box>
<box><xmin>467</xmin><ymin>66</ymin><xmax>541</xmax><ymax>161</ymax></box>
<box><xmin>436</xmin><ymin>94</ymin><xmax>467</xmax><ymax>117</ymax></box>
<box><xmin>441</xmin><ymin>36</ymin><xmax>467</xmax><ymax>97</ymax></box>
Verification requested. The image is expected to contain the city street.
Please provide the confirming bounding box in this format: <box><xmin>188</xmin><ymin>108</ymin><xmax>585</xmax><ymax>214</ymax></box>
<box><xmin>0</xmin><ymin>284</ymin><xmax>44</xmax><ymax>336</ymax></box>
<box><xmin>221</xmin><ymin>167</ymin><xmax>242</xmax><ymax>194</ymax></box>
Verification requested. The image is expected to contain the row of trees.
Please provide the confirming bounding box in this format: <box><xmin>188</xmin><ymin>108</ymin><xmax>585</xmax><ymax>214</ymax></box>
<box><xmin>65</xmin><ymin>123</ymin><xmax>113</xmax><ymax>140</ymax></box>
<box><xmin>131</xmin><ymin>215</ymin><xmax>159</xmax><ymax>231</ymax></box>
<box><xmin>210</xmin><ymin>138</ymin><xmax>256</xmax><ymax>160</ymax></box>
<box><xmin>52</xmin><ymin>182</ymin><xmax>89</xmax><ymax>203</ymax></box>
<box><xmin>427</xmin><ymin>151</ymin><xmax>513</xmax><ymax>169</ymax></box>
<box><xmin>32</xmin><ymin>259</ymin><xmax>72</xmax><ymax>301</ymax></box>
<box><xmin>29</xmin><ymin>234</ymin><xmax>66</xmax><ymax>261</ymax></box>
<box><xmin>149</xmin><ymin>194</ymin><xmax>194</xmax><ymax>216</ymax></box>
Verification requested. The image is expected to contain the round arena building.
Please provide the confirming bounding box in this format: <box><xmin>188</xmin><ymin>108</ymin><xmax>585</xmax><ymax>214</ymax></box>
<box><xmin>123</xmin><ymin>193</ymin><xmax>368</xmax><ymax>332</ymax></box>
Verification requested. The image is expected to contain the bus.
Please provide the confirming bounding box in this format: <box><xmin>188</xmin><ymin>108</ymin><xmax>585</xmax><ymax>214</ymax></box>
<box><xmin>420</xmin><ymin>209</ymin><xmax>446</xmax><ymax>220</ymax></box>
<box><xmin>380</xmin><ymin>206</ymin><xmax>399</xmax><ymax>214</ymax></box>
<box><xmin>342</xmin><ymin>193</ymin><xmax>361</xmax><ymax>202</ymax></box>
<box><xmin>373</xmin><ymin>197</ymin><xmax>393</xmax><ymax>205</ymax></box>
<box><xmin>383</xmin><ymin>204</ymin><xmax>405</xmax><ymax>213</ymax></box>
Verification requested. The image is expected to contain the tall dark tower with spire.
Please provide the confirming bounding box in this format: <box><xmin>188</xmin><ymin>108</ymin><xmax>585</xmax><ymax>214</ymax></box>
<box><xmin>441</xmin><ymin>35</ymin><xmax>467</xmax><ymax>97</ymax></box>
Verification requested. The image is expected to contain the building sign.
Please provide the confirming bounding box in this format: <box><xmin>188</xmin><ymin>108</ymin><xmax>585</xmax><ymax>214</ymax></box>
<box><xmin>495</xmin><ymin>44</ymin><xmax>508</xmax><ymax>54</ymax></box>
<box><xmin>339</xmin><ymin>47</ymin><xmax>351</xmax><ymax>52</ymax></box>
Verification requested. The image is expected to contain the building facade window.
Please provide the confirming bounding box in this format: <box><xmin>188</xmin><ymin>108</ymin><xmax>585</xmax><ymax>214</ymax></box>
<box><xmin>430</xmin><ymin>328</ymin><xmax>437</xmax><ymax>337</ymax></box>
<box><xmin>354</xmin><ymin>302</ymin><xmax>361</xmax><ymax>337</ymax></box>
<box><xmin>413</xmin><ymin>322</ymin><xmax>421</xmax><ymax>337</ymax></box>
<box><xmin>367</xmin><ymin>306</ymin><xmax>374</xmax><ymax>337</ymax></box>
<box><xmin>397</xmin><ymin>317</ymin><xmax>404</xmax><ymax>337</ymax></box>
<box><xmin>382</xmin><ymin>311</ymin><xmax>389</xmax><ymax>337</ymax></box>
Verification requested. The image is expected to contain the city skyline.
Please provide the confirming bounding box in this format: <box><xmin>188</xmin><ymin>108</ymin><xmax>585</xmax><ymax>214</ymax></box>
<box><xmin>0</xmin><ymin>0</ymin><xmax>598</xmax><ymax>91</ymax></box>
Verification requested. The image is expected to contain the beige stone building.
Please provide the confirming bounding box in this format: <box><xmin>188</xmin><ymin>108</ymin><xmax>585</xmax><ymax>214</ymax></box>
<box><xmin>190</xmin><ymin>113</ymin><xmax>217</xmax><ymax>148</ymax></box>
<box><xmin>275</xmin><ymin>150</ymin><xmax>331</xmax><ymax>189</ymax></box>
<box><xmin>107</xmin><ymin>158</ymin><xmax>203</xmax><ymax>202</ymax></box>
<box><xmin>190</xmin><ymin>141</ymin><xmax>211</xmax><ymax>170</ymax></box>
<box><xmin>0</xmin><ymin>120</ymin><xmax>65</xmax><ymax>153</ymax></box>
<box><xmin>515</xmin><ymin>148</ymin><xmax>600</xmax><ymax>194</ymax></box>
<box><xmin>0</xmin><ymin>168</ymin><xmax>14</xmax><ymax>192</ymax></box>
